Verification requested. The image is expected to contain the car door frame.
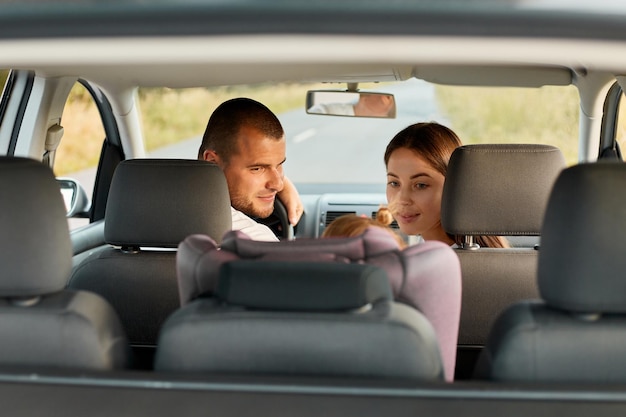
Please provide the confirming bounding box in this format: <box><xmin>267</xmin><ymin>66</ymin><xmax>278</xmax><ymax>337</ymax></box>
<box><xmin>0</xmin><ymin>71</ymin><xmax>126</xmax><ymax>255</ymax></box>
<box><xmin>598</xmin><ymin>81</ymin><xmax>623</xmax><ymax>160</ymax></box>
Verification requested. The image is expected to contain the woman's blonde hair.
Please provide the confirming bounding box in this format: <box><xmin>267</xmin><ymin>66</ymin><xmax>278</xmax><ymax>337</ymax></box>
<box><xmin>322</xmin><ymin>207</ymin><xmax>406</xmax><ymax>248</ymax></box>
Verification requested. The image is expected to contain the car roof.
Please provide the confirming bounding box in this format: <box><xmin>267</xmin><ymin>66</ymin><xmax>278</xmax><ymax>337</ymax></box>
<box><xmin>1</xmin><ymin>0</ymin><xmax>626</xmax><ymax>89</ymax></box>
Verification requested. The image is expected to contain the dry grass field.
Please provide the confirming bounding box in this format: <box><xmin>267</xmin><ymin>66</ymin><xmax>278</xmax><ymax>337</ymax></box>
<box><xmin>436</xmin><ymin>84</ymin><xmax>581</xmax><ymax>164</ymax></box>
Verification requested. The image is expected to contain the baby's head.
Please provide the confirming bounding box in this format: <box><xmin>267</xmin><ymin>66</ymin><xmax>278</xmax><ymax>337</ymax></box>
<box><xmin>322</xmin><ymin>207</ymin><xmax>406</xmax><ymax>249</ymax></box>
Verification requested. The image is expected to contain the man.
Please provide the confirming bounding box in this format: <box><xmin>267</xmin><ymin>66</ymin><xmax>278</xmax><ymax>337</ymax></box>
<box><xmin>198</xmin><ymin>97</ymin><xmax>303</xmax><ymax>241</ymax></box>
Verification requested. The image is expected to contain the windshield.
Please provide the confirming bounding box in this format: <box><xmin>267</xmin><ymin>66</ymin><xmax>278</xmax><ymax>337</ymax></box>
<box><xmin>142</xmin><ymin>79</ymin><xmax>578</xmax><ymax>187</ymax></box>
<box><xmin>141</xmin><ymin>79</ymin><xmax>578</xmax><ymax>188</ymax></box>
<box><xmin>282</xmin><ymin>79</ymin><xmax>440</xmax><ymax>186</ymax></box>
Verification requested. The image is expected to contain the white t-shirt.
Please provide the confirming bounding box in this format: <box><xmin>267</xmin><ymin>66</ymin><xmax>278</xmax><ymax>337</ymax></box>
<box><xmin>231</xmin><ymin>207</ymin><xmax>279</xmax><ymax>242</ymax></box>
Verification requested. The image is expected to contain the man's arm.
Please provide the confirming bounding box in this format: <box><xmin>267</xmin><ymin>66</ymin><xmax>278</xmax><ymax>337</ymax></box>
<box><xmin>277</xmin><ymin>176</ymin><xmax>303</xmax><ymax>226</ymax></box>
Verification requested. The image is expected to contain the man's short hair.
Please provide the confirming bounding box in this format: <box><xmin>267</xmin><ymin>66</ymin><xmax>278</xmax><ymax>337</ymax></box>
<box><xmin>197</xmin><ymin>97</ymin><xmax>284</xmax><ymax>161</ymax></box>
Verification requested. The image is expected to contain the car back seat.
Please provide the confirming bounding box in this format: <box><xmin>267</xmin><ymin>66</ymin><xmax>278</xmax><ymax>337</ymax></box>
<box><xmin>474</xmin><ymin>162</ymin><xmax>626</xmax><ymax>382</ymax></box>
<box><xmin>68</xmin><ymin>158</ymin><xmax>231</xmax><ymax>369</ymax></box>
<box><xmin>440</xmin><ymin>144</ymin><xmax>565</xmax><ymax>379</ymax></box>
<box><xmin>155</xmin><ymin>228</ymin><xmax>460</xmax><ymax>381</ymax></box>
<box><xmin>0</xmin><ymin>156</ymin><xmax>128</xmax><ymax>370</ymax></box>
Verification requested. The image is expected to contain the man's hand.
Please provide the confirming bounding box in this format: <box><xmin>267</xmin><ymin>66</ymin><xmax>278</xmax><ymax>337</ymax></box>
<box><xmin>277</xmin><ymin>176</ymin><xmax>304</xmax><ymax>226</ymax></box>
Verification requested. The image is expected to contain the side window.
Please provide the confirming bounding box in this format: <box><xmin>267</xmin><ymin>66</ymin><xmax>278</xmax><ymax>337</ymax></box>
<box><xmin>0</xmin><ymin>69</ymin><xmax>9</xmax><ymax>102</ymax></box>
<box><xmin>55</xmin><ymin>82</ymin><xmax>107</xmax><ymax>229</ymax></box>
<box><xmin>0</xmin><ymin>69</ymin><xmax>15</xmax><ymax>152</ymax></box>
<box><xmin>617</xmin><ymin>91</ymin><xmax>626</xmax><ymax>159</ymax></box>
<box><xmin>435</xmin><ymin>84</ymin><xmax>580</xmax><ymax>166</ymax></box>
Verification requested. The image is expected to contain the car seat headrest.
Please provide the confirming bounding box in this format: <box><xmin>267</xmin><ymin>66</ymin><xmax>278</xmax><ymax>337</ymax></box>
<box><xmin>441</xmin><ymin>144</ymin><xmax>565</xmax><ymax>236</ymax></box>
<box><xmin>105</xmin><ymin>159</ymin><xmax>232</xmax><ymax>247</ymax></box>
<box><xmin>177</xmin><ymin>227</ymin><xmax>413</xmax><ymax>305</ymax></box>
<box><xmin>0</xmin><ymin>157</ymin><xmax>72</xmax><ymax>296</ymax></box>
<box><xmin>539</xmin><ymin>162</ymin><xmax>626</xmax><ymax>313</ymax></box>
<box><xmin>215</xmin><ymin>260</ymin><xmax>392</xmax><ymax>311</ymax></box>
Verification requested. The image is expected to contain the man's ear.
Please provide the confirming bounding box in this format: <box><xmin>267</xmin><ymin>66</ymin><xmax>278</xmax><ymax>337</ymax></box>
<box><xmin>202</xmin><ymin>149</ymin><xmax>220</xmax><ymax>164</ymax></box>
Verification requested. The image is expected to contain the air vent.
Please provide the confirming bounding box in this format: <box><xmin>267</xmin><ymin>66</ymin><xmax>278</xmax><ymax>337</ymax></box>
<box><xmin>371</xmin><ymin>211</ymin><xmax>400</xmax><ymax>229</ymax></box>
<box><xmin>325</xmin><ymin>211</ymin><xmax>356</xmax><ymax>226</ymax></box>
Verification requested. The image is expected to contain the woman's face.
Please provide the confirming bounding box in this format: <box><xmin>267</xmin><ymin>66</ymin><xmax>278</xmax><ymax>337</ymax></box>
<box><xmin>386</xmin><ymin>147</ymin><xmax>450</xmax><ymax>243</ymax></box>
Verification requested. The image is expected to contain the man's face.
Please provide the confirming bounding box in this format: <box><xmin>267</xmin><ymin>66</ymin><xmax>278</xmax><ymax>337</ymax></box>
<box><xmin>212</xmin><ymin>126</ymin><xmax>286</xmax><ymax>218</ymax></box>
<box><xmin>354</xmin><ymin>94</ymin><xmax>394</xmax><ymax>117</ymax></box>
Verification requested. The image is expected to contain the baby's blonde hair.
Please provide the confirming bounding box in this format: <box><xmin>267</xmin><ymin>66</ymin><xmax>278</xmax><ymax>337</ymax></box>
<box><xmin>322</xmin><ymin>207</ymin><xmax>406</xmax><ymax>248</ymax></box>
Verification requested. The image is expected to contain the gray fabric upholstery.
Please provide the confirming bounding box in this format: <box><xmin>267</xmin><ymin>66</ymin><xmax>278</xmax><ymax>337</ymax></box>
<box><xmin>0</xmin><ymin>156</ymin><xmax>72</xmax><ymax>296</ymax></box>
<box><xmin>156</xmin><ymin>244</ymin><xmax>444</xmax><ymax>380</ymax></box>
<box><xmin>539</xmin><ymin>162</ymin><xmax>626</xmax><ymax>312</ymax></box>
<box><xmin>105</xmin><ymin>159</ymin><xmax>231</xmax><ymax>247</ymax></box>
<box><xmin>475</xmin><ymin>162</ymin><xmax>626</xmax><ymax>383</ymax></box>
<box><xmin>216</xmin><ymin>261</ymin><xmax>392</xmax><ymax>311</ymax></box>
<box><xmin>156</xmin><ymin>297</ymin><xmax>442</xmax><ymax>379</ymax></box>
<box><xmin>439</xmin><ymin>145</ymin><xmax>565</xmax><ymax>378</ymax></box>
<box><xmin>455</xmin><ymin>249</ymin><xmax>539</xmax><ymax>346</ymax></box>
<box><xmin>441</xmin><ymin>144</ymin><xmax>565</xmax><ymax>235</ymax></box>
<box><xmin>475</xmin><ymin>301</ymin><xmax>626</xmax><ymax>382</ymax></box>
<box><xmin>69</xmin><ymin>158</ymin><xmax>232</xmax><ymax>348</ymax></box>
<box><xmin>0</xmin><ymin>156</ymin><xmax>128</xmax><ymax>370</ymax></box>
<box><xmin>0</xmin><ymin>291</ymin><xmax>129</xmax><ymax>370</ymax></box>
<box><xmin>175</xmin><ymin>228</ymin><xmax>461</xmax><ymax>381</ymax></box>
<box><xmin>70</xmin><ymin>250</ymin><xmax>179</xmax><ymax>346</ymax></box>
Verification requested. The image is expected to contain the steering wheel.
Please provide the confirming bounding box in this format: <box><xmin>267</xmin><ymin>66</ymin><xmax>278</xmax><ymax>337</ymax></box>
<box><xmin>255</xmin><ymin>198</ymin><xmax>294</xmax><ymax>240</ymax></box>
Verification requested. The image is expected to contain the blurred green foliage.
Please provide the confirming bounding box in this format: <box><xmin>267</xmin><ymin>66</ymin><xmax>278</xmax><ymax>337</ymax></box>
<box><xmin>0</xmin><ymin>70</ymin><xmax>9</xmax><ymax>92</ymax></box>
<box><xmin>435</xmin><ymin>85</ymin><xmax>580</xmax><ymax>165</ymax></box>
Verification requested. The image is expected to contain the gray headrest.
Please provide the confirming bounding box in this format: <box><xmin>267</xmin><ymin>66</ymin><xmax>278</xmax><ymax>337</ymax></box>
<box><xmin>105</xmin><ymin>159</ymin><xmax>232</xmax><ymax>247</ymax></box>
<box><xmin>441</xmin><ymin>144</ymin><xmax>565</xmax><ymax>235</ymax></box>
<box><xmin>539</xmin><ymin>162</ymin><xmax>626</xmax><ymax>313</ymax></box>
<box><xmin>0</xmin><ymin>157</ymin><xmax>72</xmax><ymax>296</ymax></box>
<box><xmin>216</xmin><ymin>261</ymin><xmax>392</xmax><ymax>311</ymax></box>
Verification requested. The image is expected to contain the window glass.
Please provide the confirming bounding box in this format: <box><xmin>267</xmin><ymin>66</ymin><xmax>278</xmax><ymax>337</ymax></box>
<box><xmin>139</xmin><ymin>82</ymin><xmax>580</xmax><ymax>185</ymax></box>
<box><xmin>55</xmin><ymin>82</ymin><xmax>106</xmax><ymax>229</ymax></box>
<box><xmin>0</xmin><ymin>70</ymin><xmax>9</xmax><ymax>92</ymax></box>
<box><xmin>139</xmin><ymin>84</ymin><xmax>326</xmax><ymax>159</ymax></box>
<box><xmin>0</xmin><ymin>69</ymin><xmax>13</xmax><ymax>146</ymax></box>
<box><xmin>435</xmin><ymin>85</ymin><xmax>579</xmax><ymax>165</ymax></box>
<box><xmin>616</xmin><ymin>92</ymin><xmax>626</xmax><ymax>159</ymax></box>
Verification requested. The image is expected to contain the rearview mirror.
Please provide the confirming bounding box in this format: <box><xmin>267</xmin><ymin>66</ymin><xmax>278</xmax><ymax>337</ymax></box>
<box><xmin>306</xmin><ymin>90</ymin><xmax>396</xmax><ymax>118</ymax></box>
<box><xmin>57</xmin><ymin>177</ymin><xmax>90</xmax><ymax>218</ymax></box>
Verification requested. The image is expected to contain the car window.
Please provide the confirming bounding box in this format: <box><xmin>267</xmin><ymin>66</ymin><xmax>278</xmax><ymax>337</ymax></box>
<box><xmin>55</xmin><ymin>81</ymin><xmax>106</xmax><ymax>229</ymax></box>
<box><xmin>435</xmin><ymin>84</ymin><xmax>579</xmax><ymax>164</ymax></box>
<box><xmin>616</xmin><ymin>91</ymin><xmax>626</xmax><ymax>158</ymax></box>
<box><xmin>140</xmin><ymin>83</ymin><xmax>328</xmax><ymax>160</ymax></box>
<box><xmin>0</xmin><ymin>69</ymin><xmax>10</xmax><ymax>110</ymax></box>
<box><xmin>141</xmin><ymin>81</ymin><xmax>580</xmax><ymax>186</ymax></box>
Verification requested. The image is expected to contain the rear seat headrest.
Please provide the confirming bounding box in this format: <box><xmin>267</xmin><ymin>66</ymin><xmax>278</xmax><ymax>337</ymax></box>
<box><xmin>105</xmin><ymin>159</ymin><xmax>232</xmax><ymax>247</ymax></box>
<box><xmin>539</xmin><ymin>162</ymin><xmax>626</xmax><ymax>313</ymax></box>
<box><xmin>441</xmin><ymin>144</ymin><xmax>565</xmax><ymax>236</ymax></box>
<box><xmin>216</xmin><ymin>260</ymin><xmax>392</xmax><ymax>311</ymax></box>
<box><xmin>0</xmin><ymin>156</ymin><xmax>72</xmax><ymax>296</ymax></box>
<box><xmin>177</xmin><ymin>227</ymin><xmax>421</xmax><ymax>305</ymax></box>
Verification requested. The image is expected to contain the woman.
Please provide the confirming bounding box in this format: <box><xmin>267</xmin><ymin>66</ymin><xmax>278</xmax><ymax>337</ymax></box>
<box><xmin>384</xmin><ymin>122</ymin><xmax>508</xmax><ymax>248</ymax></box>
